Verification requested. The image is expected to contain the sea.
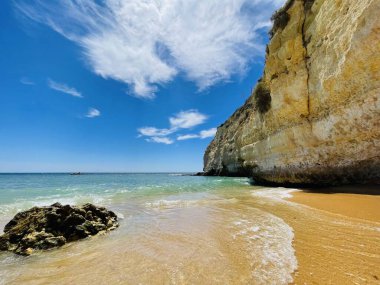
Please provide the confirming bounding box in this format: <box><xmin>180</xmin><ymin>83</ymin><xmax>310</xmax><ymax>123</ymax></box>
<box><xmin>0</xmin><ymin>173</ymin><xmax>378</xmax><ymax>284</ymax></box>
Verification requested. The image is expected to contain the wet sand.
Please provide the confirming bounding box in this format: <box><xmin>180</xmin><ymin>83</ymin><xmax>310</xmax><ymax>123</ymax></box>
<box><xmin>1</xmin><ymin>185</ymin><xmax>379</xmax><ymax>284</ymax></box>
<box><xmin>284</xmin><ymin>187</ymin><xmax>380</xmax><ymax>284</ymax></box>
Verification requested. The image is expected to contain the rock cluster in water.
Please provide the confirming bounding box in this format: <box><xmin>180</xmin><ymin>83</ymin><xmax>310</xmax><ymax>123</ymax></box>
<box><xmin>0</xmin><ymin>203</ymin><xmax>119</xmax><ymax>255</ymax></box>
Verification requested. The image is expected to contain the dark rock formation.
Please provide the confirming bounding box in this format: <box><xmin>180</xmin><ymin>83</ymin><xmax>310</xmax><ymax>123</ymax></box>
<box><xmin>0</xmin><ymin>203</ymin><xmax>118</xmax><ymax>255</ymax></box>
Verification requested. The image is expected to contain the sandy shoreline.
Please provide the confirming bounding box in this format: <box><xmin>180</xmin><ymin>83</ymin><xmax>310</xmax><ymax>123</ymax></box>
<box><xmin>284</xmin><ymin>186</ymin><xmax>380</xmax><ymax>284</ymax></box>
<box><xmin>289</xmin><ymin>186</ymin><xmax>380</xmax><ymax>222</ymax></box>
<box><xmin>1</xmin><ymin>183</ymin><xmax>379</xmax><ymax>284</ymax></box>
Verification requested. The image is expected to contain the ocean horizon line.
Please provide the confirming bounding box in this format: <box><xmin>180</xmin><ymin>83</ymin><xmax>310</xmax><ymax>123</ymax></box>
<box><xmin>0</xmin><ymin>172</ymin><xmax>198</xmax><ymax>175</ymax></box>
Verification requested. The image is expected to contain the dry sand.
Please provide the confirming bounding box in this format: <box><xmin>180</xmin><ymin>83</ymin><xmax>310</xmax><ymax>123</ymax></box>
<box><xmin>290</xmin><ymin>188</ymin><xmax>380</xmax><ymax>222</ymax></box>
<box><xmin>285</xmin><ymin>186</ymin><xmax>380</xmax><ymax>284</ymax></box>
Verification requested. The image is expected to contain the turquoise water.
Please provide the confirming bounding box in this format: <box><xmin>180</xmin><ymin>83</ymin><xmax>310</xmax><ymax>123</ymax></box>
<box><xmin>0</xmin><ymin>173</ymin><xmax>299</xmax><ymax>285</ymax></box>
<box><xmin>0</xmin><ymin>173</ymin><xmax>251</xmax><ymax>223</ymax></box>
<box><xmin>1</xmin><ymin>174</ymin><xmax>378</xmax><ymax>285</ymax></box>
<box><xmin>0</xmin><ymin>173</ymin><xmax>250</xmax><ymax>199</ymax></box>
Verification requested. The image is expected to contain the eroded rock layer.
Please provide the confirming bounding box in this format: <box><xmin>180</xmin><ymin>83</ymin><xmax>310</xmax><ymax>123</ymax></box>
<box><xmin>204</xmin><ymin>0</ymin><xmax>380</xmax><ymax>185</ymax></box>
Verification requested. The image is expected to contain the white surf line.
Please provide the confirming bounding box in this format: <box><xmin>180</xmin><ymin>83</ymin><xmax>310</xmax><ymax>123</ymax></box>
<box><xmin>250</xmin><ymin>187</ymin><xmax>301</xmax><ymax>203</ymax></box>
<box><xmin>230</xmin><ymin>209</ymin><xmax>298</xmax><ymax>285</ymax></box>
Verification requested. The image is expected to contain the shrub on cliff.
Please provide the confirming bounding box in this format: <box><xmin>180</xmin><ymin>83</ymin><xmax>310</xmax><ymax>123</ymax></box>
<box><xmin>270</xmin><ymin>10</ymin><xmax>290</xmax><ymax>37</ymax></box>
<box><xmin>269</xmin><ymin>0</ymin><xmax>294</xmax><ymax>37</ymax></box>
<box><xmin>269</xmin><ymin>0</ymin><xmax>315</xmax><ymax>37</ymax></box>
<box><xmin>304</xmin><ymin>0</ymin><xmax>315</xmax><ymax>12</ymax></box>
<box><xmin>253</xmin><ymin>81</ymin><xmax>271</xmax><ymax>114</ymax></box>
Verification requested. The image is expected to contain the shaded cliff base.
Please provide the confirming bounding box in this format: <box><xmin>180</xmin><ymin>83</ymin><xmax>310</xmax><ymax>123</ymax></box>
<box><xmin>202</xmin><ymin>158</ymin><xmax>380</xmax><ymax>188</ymax></box>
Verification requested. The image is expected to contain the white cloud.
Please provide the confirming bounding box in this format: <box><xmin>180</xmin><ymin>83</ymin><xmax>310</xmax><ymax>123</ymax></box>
<box><xmin>169</xmin><ymin>110</ymin><xmax>207</xmax><ymax>129</ymax></box>
<box><xmin>137</xmin><ymin>127</ymin><xmax>174</xmax><ymax>137</ymax></box>
<box><xmin>20</xmin><ymin>77</ymin><xmax>35</xmax><ymax>85</ymax></box>
<box><xmin>47</xmin><ymin>79</ymin><xmax>82</xmax><ymax>98</ymax></box>
<box><xmin>86</xmin><ymin>107</ymin><xmax>100</xmax><ymax>118</ymax></box>
<box><xmin>15</xmin><ymin>0</ymin><xmax>286</xmax><ymax>98</ymax></box>
<box><xmin>138</xmin><ymin>109</ymin><xmax>207</xmax><ymax>137</ymax></box>
<box><xmin>199</xmin><ymin>128</ymin><xmax>217</xmax><ymax>138</ymax></box>
<box><xmin>138</xmin><ymin>109</ymin><xmax>211</xmax><ymax>144</ymax></box>
<box><xmin>177</xmin><ymin>128</ymin><xmax>217</xmax><ymax>141</ymax></box>
<box><xmin>146</xmin><ymin>137</ymin><xmax>174</xmax><ymax>145</ymax></box>
<box><xmin>177</xmin><ymin>134</ymin><xmax>199</xmax><ymax>141</ymax></box>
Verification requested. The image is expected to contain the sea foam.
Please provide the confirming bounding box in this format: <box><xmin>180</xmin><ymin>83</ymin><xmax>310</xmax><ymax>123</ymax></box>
<box><xmin>251</xmin><ymin>187</ymin><xmax>300</xmax><ymax>201</ymax></box>
<box><xmin>231</xmin><ymin>210</ymin><xmax>297</xmax><ymax>285</ymax></box>
<box><xmin>145</xmin><ymin>196</ymin><xmax>238</xmax><ymax>209</ymax></box>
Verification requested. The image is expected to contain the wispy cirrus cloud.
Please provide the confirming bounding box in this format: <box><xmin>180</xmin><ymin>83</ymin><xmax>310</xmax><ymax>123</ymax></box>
<box><xmin>47</xmin><ymin>79</ymin><xmax>82</xmax><ymax>98</ymax></box>
<box><xmin>20</xmin><ymin>77</ymin><xmax>35</xmax><ymax>85</ymax></box>
<box><xmin>177</xmin><ymin>128</ymin><xmax>217</xmax><ymax>141</ymax></box>
<box><xmin>15</xmin><ymin>0</ymin><xmax>285</xmax><ymax>99</ymax></box>
<box><xmin>146</xmin><ymin>136</ymin><xmax>174</xmax><ymax>145</ymax></box>
<box><xmin>176</xmin><ymin>134</ymin><xmax>200</xmax><ymax>141</ymax></box>
<box><xmin>137</xmin><ymin>127</ymin><xmax>174</xmax><ymax>138</ymax></box>
<box><xmin>86</xmin><ymin>107</ymin><xmax>100</xmax><ymax>118</ymax></box>
<box><xmin>138</xmin><ymin>109</ymin><xmax>213</xmax><ymax>144</ymax></box>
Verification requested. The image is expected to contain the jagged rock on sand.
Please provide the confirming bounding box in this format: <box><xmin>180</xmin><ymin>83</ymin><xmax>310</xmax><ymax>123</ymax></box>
<box><xmin>0</xmin><ymin>203</ymin><xmax>119</xmax><ymax>255</ymax></box>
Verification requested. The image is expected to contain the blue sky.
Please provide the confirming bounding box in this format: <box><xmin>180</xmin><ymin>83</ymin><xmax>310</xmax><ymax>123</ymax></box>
<box><xmin>0</xmin><ymin>0</ymin><xmax>284</xmax><ymax>172</ymax></box>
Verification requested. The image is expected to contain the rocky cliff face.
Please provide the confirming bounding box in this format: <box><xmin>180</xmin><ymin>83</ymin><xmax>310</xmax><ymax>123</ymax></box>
<box><xmin>204</xmin><ymin>0</ymin><xmax>380</xmax><ymax>185</ymax></box>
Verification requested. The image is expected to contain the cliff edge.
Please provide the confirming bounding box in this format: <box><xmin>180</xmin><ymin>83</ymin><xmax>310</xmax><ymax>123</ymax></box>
<box><xmin>204</xmin><ymin>0</ymin><xmax>380</xmax><ymax>185</ymax></box>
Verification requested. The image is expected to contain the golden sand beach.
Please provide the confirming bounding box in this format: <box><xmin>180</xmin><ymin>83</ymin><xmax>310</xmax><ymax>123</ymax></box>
<box><xmin>287</xmin><ymin>187</ymin><xmax>380</xmax><ymax>284</ymax></box>
<box><xmin>1</xmin><ymin>183</ymin><xmax>379</xmax><ymax>285</ymax></box>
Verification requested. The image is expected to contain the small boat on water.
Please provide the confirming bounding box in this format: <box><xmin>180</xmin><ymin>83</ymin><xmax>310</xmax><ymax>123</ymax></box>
<box><xmin>70</xmin><ymin>172</ymin><xmax>81</xmax><ymax>175</ymax></box>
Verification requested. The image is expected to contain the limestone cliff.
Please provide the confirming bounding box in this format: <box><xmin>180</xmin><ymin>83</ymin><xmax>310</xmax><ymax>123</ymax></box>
<box><xmin>204</xmin><ymin>0</ymin><xmax>380</xmax><ymax>185</ymax></box>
